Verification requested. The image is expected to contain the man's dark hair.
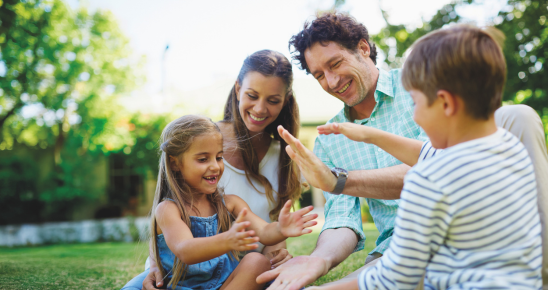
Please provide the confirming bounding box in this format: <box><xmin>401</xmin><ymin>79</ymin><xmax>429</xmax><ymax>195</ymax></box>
<box><xmin>289</xmin><ymin>12</ymin><xmax>377</xmax><ymax>73</ymax></box>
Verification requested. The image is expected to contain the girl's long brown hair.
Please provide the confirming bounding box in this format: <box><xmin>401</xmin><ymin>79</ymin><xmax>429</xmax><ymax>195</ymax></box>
<box><xmin>222</xmin><ymin>50</ymin><xmax>302</xmax><ymax>221</ymax></box>
<box><xmin>150</xmin><ymin>115</ymin><xmax>237</xmax><ymax>289</ymax></box>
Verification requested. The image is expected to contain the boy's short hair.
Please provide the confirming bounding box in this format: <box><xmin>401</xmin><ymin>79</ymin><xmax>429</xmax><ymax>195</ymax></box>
<box><xmin>288</xmin><ymin>12</ymin><xmax>377</xmax><ymax>73</ymax></box>
<box><xmin>402</xmin><ymin>24</ymin><xmax>506</xmax><ymax>120</ymax></box>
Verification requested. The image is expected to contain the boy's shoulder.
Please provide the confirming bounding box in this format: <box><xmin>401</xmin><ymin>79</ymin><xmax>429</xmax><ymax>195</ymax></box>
<box><xmin>410</xmin><ymin>128</ymin><xmax>526</xmax><ymax>188</ymax></box>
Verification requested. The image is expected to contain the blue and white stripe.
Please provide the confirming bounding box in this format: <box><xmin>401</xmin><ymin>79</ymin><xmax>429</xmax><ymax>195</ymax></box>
<box><xmin>359</xmin><ymin>128</ymin><xmax>542</xmax><ymax>289</ymax></box>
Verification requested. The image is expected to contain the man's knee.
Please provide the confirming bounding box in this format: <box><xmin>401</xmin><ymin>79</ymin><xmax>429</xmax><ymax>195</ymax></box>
<box><xmin>495</xmin><ymin>104</ymin><xmax>545</xmax><ymax>143</ymax></box>
<box><xmin>495</xmin><ymin>104</ymin><xmax>542</xmax><ymax>129</ymax></box>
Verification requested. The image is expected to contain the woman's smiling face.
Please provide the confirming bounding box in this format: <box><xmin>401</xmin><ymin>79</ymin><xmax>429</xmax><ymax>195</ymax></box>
<box><xmin>236</xmin><ymin>71</ymin><xmax>286</xmax><ymax>134</ymax></box>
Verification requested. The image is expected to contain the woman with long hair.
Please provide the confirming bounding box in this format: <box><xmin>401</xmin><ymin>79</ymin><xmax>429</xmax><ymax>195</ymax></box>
<box><xmin>217</xmin><ymin>49</ymin><xmax>303</xmax><ymax>258</ymax></box>
<box><xmin>138</xmin><ymin>50</ymin><xmax>305</xmax><ymax>289</ymax></box>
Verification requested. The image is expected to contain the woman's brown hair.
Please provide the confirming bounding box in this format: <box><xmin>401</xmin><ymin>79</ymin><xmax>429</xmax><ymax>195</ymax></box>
<box><xmin>222</xmin><ymin>50</ymin><xmax>302</xmax><ymax>221</ymax></box>
<box><xmin>150</xmin><ymin>115</ymin><xmax>238</xmax><ymax>289</ymax></box>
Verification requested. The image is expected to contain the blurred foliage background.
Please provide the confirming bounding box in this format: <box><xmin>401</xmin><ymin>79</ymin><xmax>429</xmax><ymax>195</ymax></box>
<box><xmin>370</xmin><ymin>0</ymin><xmax>547</xmax><ymax>126</ymax></box>
<box><xmin>0</xmin><ymin>0</ymin><xmax>546</xmax><ymax>225</ymax></box>
<box><xmin>0</xmin><ymin>0</ymin><xmax>170</xmax><ymax>224</ymax></box>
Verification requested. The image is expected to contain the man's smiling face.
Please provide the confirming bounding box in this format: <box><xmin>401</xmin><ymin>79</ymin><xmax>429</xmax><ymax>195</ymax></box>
<box><xmin>304</xmin><ymin>41</ymin><xmax>374</xmax><ymax>108</ymax></box>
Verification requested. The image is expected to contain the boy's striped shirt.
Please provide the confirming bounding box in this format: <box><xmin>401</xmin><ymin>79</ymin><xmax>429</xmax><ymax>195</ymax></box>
<box><xmin>358</xmin><ymin>128</ymin><xmax>542</xmax><ymax>289</ymax></box>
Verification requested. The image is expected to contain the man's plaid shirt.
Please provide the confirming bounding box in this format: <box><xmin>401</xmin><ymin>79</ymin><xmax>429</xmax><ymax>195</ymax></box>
<box><xmin>314</xmin><ymin>69</ymin><xmax>428</xmax><ymax>254</ymax></box>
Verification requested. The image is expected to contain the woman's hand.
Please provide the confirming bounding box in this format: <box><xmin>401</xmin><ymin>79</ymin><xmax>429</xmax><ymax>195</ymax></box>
<box><xmin>317</xmin><ymin>122</ymin><xmax>380</xmax><ymax>143</ymax></box>
<box><xmin>267</xmin><ymin>248</ymin><xmax>293</xmax><ymax>269</ymax></box>
<box><xmin>142</xmin><ymin>263</ymin><xmax>164</xmax><ymax>289</ymax></box>
<box><xmin>224</xmin><ymin>208</ymin><xmax>260</xmax><ymax>251</ymax></box>
<box><xmin>277</xmin><ymin>200</ymin><xmax>318</xmax><ymax>237</ymax></box>
<box><xmin>263</xmin><ymin>242</ymin><xmax>293</xmax><ymax>269</ymax></box>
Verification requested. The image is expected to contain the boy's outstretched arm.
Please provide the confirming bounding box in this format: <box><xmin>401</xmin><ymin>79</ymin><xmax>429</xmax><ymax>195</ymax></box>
<box><xmin>317</xmin><ymin>123</ymin><xmax>424</xmax><ymax>167</ymax></box>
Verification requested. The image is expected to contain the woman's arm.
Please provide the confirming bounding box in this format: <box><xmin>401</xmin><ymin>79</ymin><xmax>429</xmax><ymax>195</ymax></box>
<box><xmin>317</xmin><ymin>123</ymin><xmax>424</xmax><ymax>166</ymax></box>
<box><xmin>156</xmin><ymin>201</ymin><xmax>258</xmax><ymax>265</ymax></box>
<box><xmin>226</xmin><ymin>195</ymin><xmax>318</xmax><ymax>246</ymax></box>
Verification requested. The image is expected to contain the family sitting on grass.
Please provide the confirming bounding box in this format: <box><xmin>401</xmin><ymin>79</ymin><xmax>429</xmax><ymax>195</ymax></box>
<box><xmin>122</xmin><ymin>13</ymin><xmax>548</xmax><ymax>290</ymax></box>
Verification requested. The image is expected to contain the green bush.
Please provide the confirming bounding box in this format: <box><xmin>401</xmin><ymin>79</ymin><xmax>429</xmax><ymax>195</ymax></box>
<box><xmin>0</xmin><ymin>156</ymin><xmax>43</xmax><ymax>225</ymax></box>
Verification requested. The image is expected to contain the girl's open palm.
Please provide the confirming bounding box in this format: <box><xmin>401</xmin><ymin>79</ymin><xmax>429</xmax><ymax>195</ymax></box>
<box><xmin>278</xmin><ymin>200</ymin><xmax>318</xmax><ymax>237</ymax></box>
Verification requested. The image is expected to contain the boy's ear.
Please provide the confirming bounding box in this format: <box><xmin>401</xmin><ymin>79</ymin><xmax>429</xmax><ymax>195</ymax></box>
<box><xmin>169</xmin><ymin>156</ymin><xmax>180</xmax><ymax>172</ymax></box>
<box><xmin>437</xmin><ymin>90</ymin><xmax>459</xmax><ymax>117</ymax></box>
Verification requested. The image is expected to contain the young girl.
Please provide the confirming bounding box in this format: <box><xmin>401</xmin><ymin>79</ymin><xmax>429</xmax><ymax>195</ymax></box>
<box><xmin>127</xmin><ymin>115</ymin><xmax>317</xmax><ymax>290</ymax></box>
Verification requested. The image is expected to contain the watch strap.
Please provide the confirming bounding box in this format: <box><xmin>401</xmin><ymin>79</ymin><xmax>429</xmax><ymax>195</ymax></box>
<box><xmin>330</xmin><ymin>168</ymin><xmax>348</xmax><ymax>194</ymax></box>
<box><xmin>332</xmin><ymin>176</ymin><xmax>346</xmax><ymax>194</ymax></box>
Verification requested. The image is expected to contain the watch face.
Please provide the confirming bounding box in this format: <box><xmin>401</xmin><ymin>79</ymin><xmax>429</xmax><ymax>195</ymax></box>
<box><xmin>332</xmin><ymin>167</ymin><xmax>348</xmax><ymax>177</ymax></box>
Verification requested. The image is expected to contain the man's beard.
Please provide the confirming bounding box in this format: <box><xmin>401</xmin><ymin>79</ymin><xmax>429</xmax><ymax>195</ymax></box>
<box><xmin>345</xmin><ymin>91</ymin><xmax>367</xmax><ymax>107</ymax></box>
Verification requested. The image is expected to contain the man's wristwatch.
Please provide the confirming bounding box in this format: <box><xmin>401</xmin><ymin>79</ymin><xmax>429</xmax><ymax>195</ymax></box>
<box><xmin>329</xmin><ymin>167</ymin><xmax>348</xmax><ymax>195</ymax></box>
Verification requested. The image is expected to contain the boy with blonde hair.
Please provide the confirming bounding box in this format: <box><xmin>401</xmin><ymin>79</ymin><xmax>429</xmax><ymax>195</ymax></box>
<box><xmin>310</xmin><ymin>24</ymin><xmax>542</xmax><ymax>290</ymax></box>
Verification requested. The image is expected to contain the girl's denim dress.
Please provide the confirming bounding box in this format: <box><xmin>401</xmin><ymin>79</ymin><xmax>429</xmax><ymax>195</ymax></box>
<box><xmin>122</xmin><ymin>213</ymin><xmax>239</xmax><ymax>290</ymax></box>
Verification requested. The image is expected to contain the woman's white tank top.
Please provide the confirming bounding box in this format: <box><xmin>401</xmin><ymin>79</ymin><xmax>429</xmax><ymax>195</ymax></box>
<box><xmin>218</xmin><ymin>140</ymin><xmax>280</xmax><ymax>252</ymax></box>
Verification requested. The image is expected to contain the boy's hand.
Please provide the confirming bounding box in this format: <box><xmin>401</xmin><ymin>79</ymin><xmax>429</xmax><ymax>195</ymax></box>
<box><xmin>225</xmin><ymin>208</ymin><xmax>259</xmax><ymax>251</ymax></box>
<box><xmin>317</xmin><ymin>122</ymin><xmax>378</xmax><ymax>143</ymax></box>
<box><xmin>278</xmin><ymin>200</ymin><xmax>318</xmax><ymax>237</ymax></box>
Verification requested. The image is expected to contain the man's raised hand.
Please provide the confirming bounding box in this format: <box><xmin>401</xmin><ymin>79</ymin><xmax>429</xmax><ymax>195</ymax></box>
<box><xmin>277</xmin><ymin>125</ymin><xmax>337</xmax><ymax>192</ymax></box>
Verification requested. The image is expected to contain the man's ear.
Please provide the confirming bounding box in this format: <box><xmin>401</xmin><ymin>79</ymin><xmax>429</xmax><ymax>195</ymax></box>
<box><xmin>235</xmin><ymin>81</ymin><xmax>241</xmax><ymax>102</ymax></box>
<box><xmin>169</xmin><ymin>156</ymin><xmax>180</xmax><ymax>172</ymax></box>
<box><xmin>356</xmin><ymin>39</ymin><xmax>371</xmax><ymax>59</ymax></box>
<box><xmin>437</xmin><ymin>90</ymin><xmax>459</xmax><ymax>117</ymax></box>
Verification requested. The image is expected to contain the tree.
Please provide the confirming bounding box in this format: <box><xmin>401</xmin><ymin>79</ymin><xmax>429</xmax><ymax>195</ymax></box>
<box><xmin>371</xmin><ymin>0</ymin><xmax>548</xmax><ymax>138</ymax></box>
<box><xmin>0</xmin><ymin>0</ymin><xmax>141</xmax><ymax>160</ymax></box>
<box><xmin>496</xmin><ymin>0</ymin><xmax>547</xmax><ymax>122</ymax></box>
<box><xmin>0</xmin><ymin>0</ymin><xmax>147</xmax><ymax>223</ymax></box>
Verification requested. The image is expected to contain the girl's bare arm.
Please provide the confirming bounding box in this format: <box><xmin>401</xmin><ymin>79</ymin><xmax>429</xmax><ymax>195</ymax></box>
<box><xmin>156</xmin><ymin>201</ymin><xmax>257</xmax><ymax>265</ymax></box>
<box><xmin>226</xmin><ymin>195</ymin><xmax>317</xmax><ymax>246</ymax></box>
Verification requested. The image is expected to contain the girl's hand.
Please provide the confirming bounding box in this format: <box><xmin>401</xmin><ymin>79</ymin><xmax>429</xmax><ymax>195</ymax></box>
<box><xmin>317</xmin><ymin>122</ymin><xmax>379</xmax><ymax>143</ymax></box>
<box><xmin>225</xmin><ymin>208</ymin><xmax>260</xmax><ymax>251</ymax></box>
<box><xmin>278</xmin><ymin>200</ymin><xmax>318</xmax><ymax>237</ymax></box>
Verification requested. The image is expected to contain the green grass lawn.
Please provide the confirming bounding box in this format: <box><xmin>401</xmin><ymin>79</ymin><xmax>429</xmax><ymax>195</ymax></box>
<box><xmin>0</xmin><ymin>226</ymin><xmax>379</xmax><ymax>289</ymax></box>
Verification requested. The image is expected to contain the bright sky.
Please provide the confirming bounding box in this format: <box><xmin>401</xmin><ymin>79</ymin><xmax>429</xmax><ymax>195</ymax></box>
<box><xmin>66</xmin><ymin>0</ymin><xmax>506</xmax><ymax>119</ymax></box>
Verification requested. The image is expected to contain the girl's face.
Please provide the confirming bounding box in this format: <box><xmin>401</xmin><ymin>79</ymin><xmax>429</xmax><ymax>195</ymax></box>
<box><xmin>236</xmin><ymin>71</ymin><xmax>286</xmax><ymax>134</ymax></box>
<box><xmin>170</xmin><ymin>132</ymin><xmax>224</xmax><ymax>194</ymax></box>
